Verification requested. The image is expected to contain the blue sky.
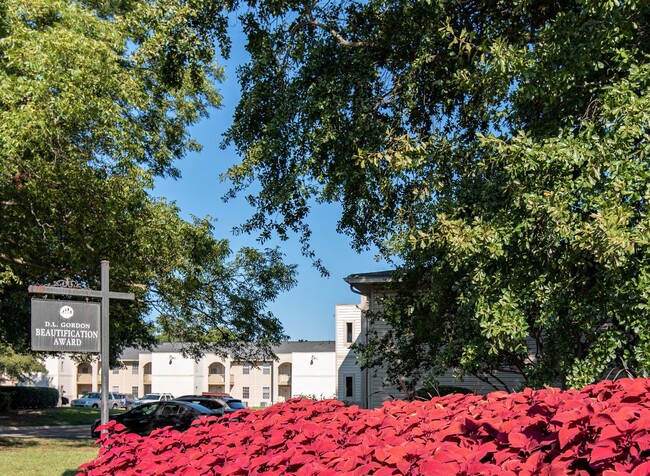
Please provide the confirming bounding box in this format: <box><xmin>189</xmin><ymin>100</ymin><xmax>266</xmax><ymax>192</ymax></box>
<box><xmin>153</xmin><ymin>21</ymin><xmax>389</xmax><ymax>342</ymax></box>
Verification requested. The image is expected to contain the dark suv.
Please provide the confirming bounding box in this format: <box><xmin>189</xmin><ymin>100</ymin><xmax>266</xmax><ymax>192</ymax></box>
<box><xmin>179</xmin><ymin>393</ymin><xmax>246</xmax><ymax>413</ymax></box>
<box><xmin>174</xmin><ymin>396</ymin><xmax>226</xmax><ymax>415</ymax></box>
<box><xmin>218</xmin><ymin>396</ymin><xmax>246</xmax><ymax>413</ymax></box>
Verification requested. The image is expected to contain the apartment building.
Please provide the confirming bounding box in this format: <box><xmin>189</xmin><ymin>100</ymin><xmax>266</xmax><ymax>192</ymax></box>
<box><xmin>44</xmin><ymin>341</ymin><xmax>336</xmax><ymax>407</ymax></box>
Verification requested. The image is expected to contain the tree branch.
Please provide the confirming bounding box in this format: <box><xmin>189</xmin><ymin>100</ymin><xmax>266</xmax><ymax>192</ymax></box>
<box><xmin>473</xmin><ymin>373</ymin><xmax>502</xmax><ymax>392</ymax></box>
<box><xmin>307</xmin><ymin>19</ymin><xmax>367</xmax><ymax>48</ymax></box>
<box><xmin>0</xmin><ymin>253</ymin><xmax>67</xmax><ymax>273</ymax></box>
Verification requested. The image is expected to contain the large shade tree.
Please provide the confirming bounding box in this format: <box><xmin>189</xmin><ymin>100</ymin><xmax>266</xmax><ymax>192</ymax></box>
<box><xmin>0</xmin><ymin>0</ymin><xmax>296</xmax><ymax>380</ymax></box>
<box><xmin>225</xmin><ymin>0</ymin><xmax>650</xmax><ymax>390</ymax></box>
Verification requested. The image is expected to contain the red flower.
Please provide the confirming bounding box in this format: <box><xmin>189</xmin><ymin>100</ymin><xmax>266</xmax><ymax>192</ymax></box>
<box><xmin>77</xmin><ymin>378</ymin><xmax>650</xmax><ymax>476</ymax></box>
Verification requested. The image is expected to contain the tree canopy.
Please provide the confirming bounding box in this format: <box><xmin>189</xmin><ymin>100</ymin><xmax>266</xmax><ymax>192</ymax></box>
<box><xmin>225</xmin><ymin>0</ymin><xmax>650</xmax><ymax>389</ymax></box>
<box><xmin>0</xmin><ymin>0</ymin><xmax>295</xmax><ymax>380</ymax></box>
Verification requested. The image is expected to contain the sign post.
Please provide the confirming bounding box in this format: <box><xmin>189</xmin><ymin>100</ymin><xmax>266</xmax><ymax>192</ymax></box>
<box><xmin>29</xmin><ymin>260</ymin><xmax>135</xmax><ymax>426</ymax></box>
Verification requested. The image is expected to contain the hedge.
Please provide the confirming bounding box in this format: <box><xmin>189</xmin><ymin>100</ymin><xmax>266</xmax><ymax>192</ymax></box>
<box><xmin>0</xmin><ymin>392</ymin><xmax>11</xmax><ymax>413</ymax></box>
<box><xmin>0</xmin><ymin>385</ymin><xmax>60</xmax><ymax>409</ymax></box>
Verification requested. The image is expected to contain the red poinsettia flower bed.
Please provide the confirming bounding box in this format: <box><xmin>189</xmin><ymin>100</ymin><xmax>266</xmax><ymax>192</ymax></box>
<box><xmin>78</xmin><ymin>378</ymin><xmax>650</xmax><ymax>475</ymax></box>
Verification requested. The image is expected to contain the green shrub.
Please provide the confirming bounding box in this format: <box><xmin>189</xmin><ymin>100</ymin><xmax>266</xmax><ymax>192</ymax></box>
<box><xmin>0</xmin><ymin>392</ymin><xmax>11</xmax><ymax>412</ymax></box>
<box><xmin>0</xmin><ymin>385</ymin><xmax>60</xmax><ymax>409</ymax></box>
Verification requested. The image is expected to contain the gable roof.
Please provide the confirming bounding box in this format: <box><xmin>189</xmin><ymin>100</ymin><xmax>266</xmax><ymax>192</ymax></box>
<box><xmin>344</xmin><ymin>270</ymin><xmax>394</xmax><ymax>296</ymax></box>
<box><xmin>344</xmin><ymin>270</ymin><xmax>393</xmax><ymax>284</ymax></box>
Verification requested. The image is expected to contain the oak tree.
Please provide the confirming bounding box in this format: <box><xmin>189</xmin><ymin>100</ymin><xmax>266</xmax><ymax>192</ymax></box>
<box><xmin>225</xmin><ymin>0</ymin><xmax>650</xmax><ymax>389</ymax></box>
<box><xmin>0</xmin><ymin>0</ymin><xmax>295</xmax><ymax>380</ymax></box>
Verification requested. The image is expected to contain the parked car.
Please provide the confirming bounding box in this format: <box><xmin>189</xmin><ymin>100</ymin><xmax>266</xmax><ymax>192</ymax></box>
<box><xmin>175</xmin><ymin>396</ymin><xmax>226</xmax><ymax>415</ymax></box>
<box><xmin>71</xmin><ymin>392</ymin><xmax>122</xmax><ymax>409</ymax></box>
<box><xmin>196</xmin><ymin>393</ymin><xmax>246</xmax><ymax>413</ymax></box>
<box><xmin>116</xmin><ymin>393</ymin><xmax>136</xmax><ymax>409</ymax></box>
<box><xmin>91</xmin><ymin>400</ymin><xmax>219</xmax><ymax>437</ymax></box>
<box><xmin>130</xmin><ymin>393</ymin><xmax>174</xmax><ymax>409</ymax></box>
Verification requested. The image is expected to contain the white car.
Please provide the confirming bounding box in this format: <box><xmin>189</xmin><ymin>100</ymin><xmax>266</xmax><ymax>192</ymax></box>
<box><xmin>130</xmin><ymin>393</ymin><xmax>174</xmax><ymax>408</ymax></box>
<box><xmin>71</xmin><ymin>392</ymin><xmax>122</xmax><ymax>409</ymax></box>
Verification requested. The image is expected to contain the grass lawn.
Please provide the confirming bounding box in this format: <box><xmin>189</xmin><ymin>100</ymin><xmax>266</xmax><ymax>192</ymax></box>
<box><xmin>0</xmin><ymin>407</ymin><xmax>124</xmax><ymax>427</ymax></box>
<box><xmin>0</xmin><ymin>437</ymin><xmax>99</xmax><ymax>476</ymax></box>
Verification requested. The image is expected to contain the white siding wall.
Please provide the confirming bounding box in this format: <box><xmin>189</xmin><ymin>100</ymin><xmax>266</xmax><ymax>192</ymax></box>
<box><xmin>291</xmin><ymin>352</ymin><xmax>336</xmax><ymax>399</ymax></box>
<box><xmin>366</xmin><ymin>288</ymin><xmax>404</xmax><ymax>409</ymax></box>
<box><xmin>60</xmin><ymin>357</ymin><xmax>76</xmax><ymax>395</ymax></box>
<box><xmin>335</xmin><ymin>304</ymin><xmax>363</xmax><ymax>405</ymax></box>
<box><xmin>42</xmin><ymin>357</ymin><xmax>72</xmax><ymax>401</ymax></box>
<box><xmin>151</xmin><ymin>352</ymin><xmax>195</xmax><ymax>397</ymax></box>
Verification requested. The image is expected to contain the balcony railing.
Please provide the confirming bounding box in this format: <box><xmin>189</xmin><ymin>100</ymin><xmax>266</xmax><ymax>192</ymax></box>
<box><xmin>229</xmin><ymin>374</ymin><xmax>235</xmax><ymax>385</ymax></box>
<box><xmin>208</xmin><ymin>373</ymin><xmax>226</xmax><ymax>384</ymax></box>
<box><xmin>77</xmin><ymin>374</ymin><xmax>92</xmax><ymax>384</ymax></box>
<box><xmin>278</xmin><ymin>374</ymin><xmax>291</xmax><ymax>386</ymax></box>
<box><xmin>143</xmin><ymin>374</ymin><xmax>152</xmax><ymax>385</ymax></box>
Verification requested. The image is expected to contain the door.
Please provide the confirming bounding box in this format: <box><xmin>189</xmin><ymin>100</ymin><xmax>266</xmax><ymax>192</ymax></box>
<box><xmin>153</xmin><ymin>402</ymin><xmax>191</xmax><ymax>432</ymax></box>
<box><xmin>121</xmin><ymin>403</ymin><xmax>160</xmax><ymax>435</ymax></box>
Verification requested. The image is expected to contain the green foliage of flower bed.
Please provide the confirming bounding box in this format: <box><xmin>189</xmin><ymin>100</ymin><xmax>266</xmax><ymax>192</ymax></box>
<box><xmin>79</xmin><ymin>378</ymin><xmax>650</xmax><ymax>475</ymax></box>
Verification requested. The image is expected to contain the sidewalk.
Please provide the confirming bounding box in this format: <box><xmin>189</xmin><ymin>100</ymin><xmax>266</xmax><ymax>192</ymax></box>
<box><xmin>0</xmin><ymin>425</ymin><xmax>92</xmax><ymax>440</ymax></box>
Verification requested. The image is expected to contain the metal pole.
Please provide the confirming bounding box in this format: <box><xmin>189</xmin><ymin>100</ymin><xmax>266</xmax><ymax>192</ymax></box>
<box><xmin>100</xmin><ymin>260</ymin><xmax>110</xmax><ymax>426</ymax></box>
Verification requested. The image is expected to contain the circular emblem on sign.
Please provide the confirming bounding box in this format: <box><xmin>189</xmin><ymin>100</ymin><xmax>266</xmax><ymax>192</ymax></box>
<box><xmin>59</xmin><ymin>305</ymin><xmax>74</xmax><ymax>319</ymax></box>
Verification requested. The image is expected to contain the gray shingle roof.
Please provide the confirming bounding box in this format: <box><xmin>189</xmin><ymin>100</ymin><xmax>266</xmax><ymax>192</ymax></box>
<box><xmin>117</xmin><ymin>341</ymin><xmax>335</xmax><ymax>361</ymax></box>
<box><xmin>273</xmin><ymin>341</ymin><xmax>335</xmax><ymax>353</ymax></box>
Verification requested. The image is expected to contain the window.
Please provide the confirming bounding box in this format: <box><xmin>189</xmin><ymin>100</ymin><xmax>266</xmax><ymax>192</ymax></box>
<box><xmin>260</xmin><ymin>402</ymin><xmax>267</xmax><ymax>408</ymax></box>
<box><xmin>262</xmin><ymin>363</ymin><xmax>270</xmax><ymax>375</ymax></box>
<box><xmin>345</xmin><ymin>376</ymin><xmax>354</xmax><ymax>398</ymax></box>
<box><xmin>243</xmin><ymin>363</ymin><xmax>250</xmax><ymax>375</ymax></box>
<box><xmin>346</xmin><ymin>322</ymin><xmax>353</xmax><ymax>343</ymax></box>
<box><xmin>242</xmin><ymin>387</ymin><xmax>250</xmax><ymax>399</ymax></box>
<box><xmin>79</xmin><ymin>364</ymin><xmax>91</xmax><ymax>374</ymax></box>
<box><xmin>263</xmin><ymin>387</ymin><xmax>270</xmax><ymax>399</ymax></box>
<box><xmin>132</xmin><ymin>363</ymin><xmax>139</xmax><ymax>375</ymax></box>
<box><xmin>112</xmin><ymin>386</ymin><xmax>119</xmax><ymax>392</ymax></box>
<box><xmin>132</xmin><ymin>386</ymin><xmax>139</xmax><ymax>399</ymax></box>
<box><xmin>161</xmin><ymin>403</ymin><xmax>182</xmax><ymax>416</ymax></box>
<box><xmin>138</xmin><ymin>403</ymin><xmax>159</xmax><ymax>416</ymax></box>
